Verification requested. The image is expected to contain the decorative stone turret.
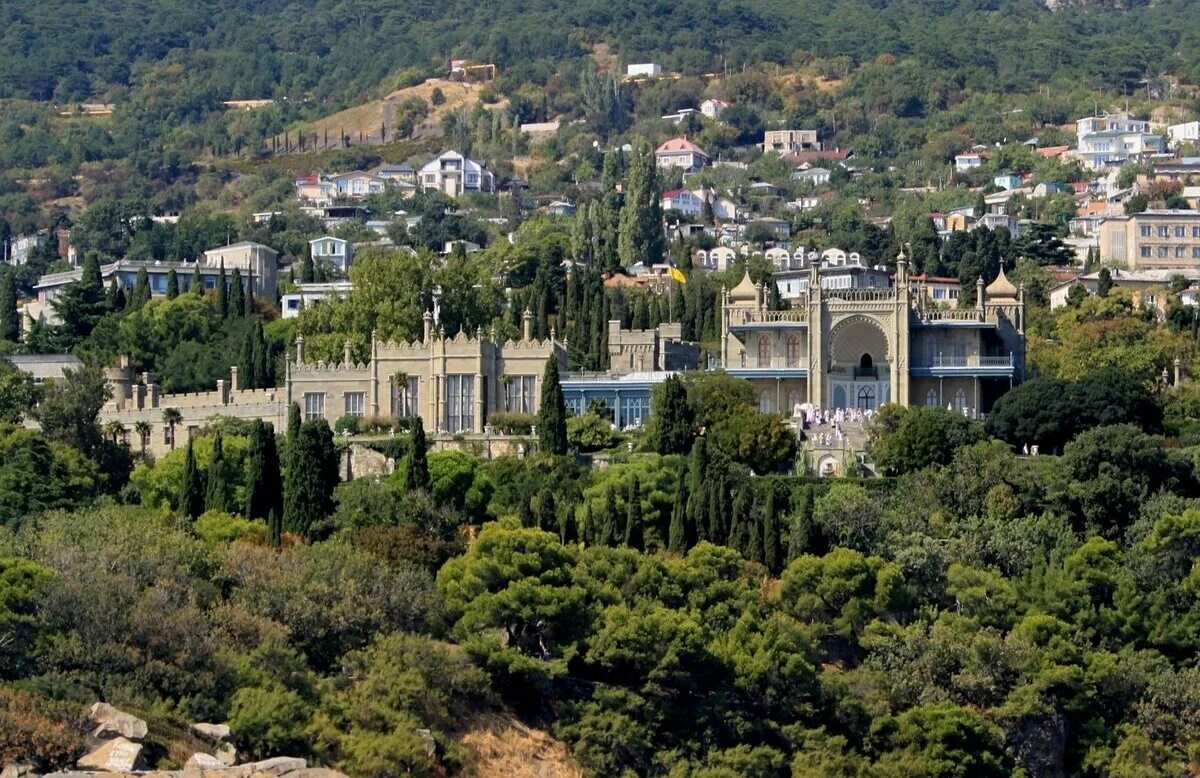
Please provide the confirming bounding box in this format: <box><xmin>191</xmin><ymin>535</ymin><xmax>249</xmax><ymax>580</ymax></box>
<box><xmin>423</xmin><ymin>310</ymin><xmax>433</xmax><ymax>342</ymax></box>
<box><xmin>343</xmin><ymin>340</ymin><xmax>353</xmax><ymax>367</ymax></box>
<box><xmin>522</xmin><ymin>307</ymin><xmax>533</xmax><ymax>341</ymax></box>
<box><xmin>295</xmin><ymin>334</ymin><xmax>305</xmax><ymax>364</ymax></box>
<box><xmin>1175</xmin><ymin>356</ymin><xmax>1183</xmax><ymax>386</ymax></box>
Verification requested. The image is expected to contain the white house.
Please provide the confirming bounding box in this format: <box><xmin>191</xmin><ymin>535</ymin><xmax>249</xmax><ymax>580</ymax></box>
<box><xmin>309</xmin><ymin>236</ymin><xmax>354</xmax><ymax>274</ymax></box>
<box><xmin>655</xmin><ymin>137</ymin><xmax>710</xmax><ymax>172</ymax></box>
<box><xmin>328</xmin><ymin>171</ymin><xmax>388</xmax><ymax>198</ymax></box>
<box><xmin>418</xmin><ymin>151</ymin><xmax>495</xmax><ymax>197</ymax></box>
<box><xmin>627</xmin><ymin>63</ymin><xmax>663</xmax><ymax>77</ymax></box>
<box><xmin>1168</xmin><ymin>121</ymin><xmax>1200</xmax><ymax>146</ymax></box>
<box><xmin>793</xmin><ymin>167</ymin><xmax>831</xmax><ymax>186</ymax></box>
<box><xmin>281</xmin><ymin>281</ymin><xmax>355</xmax><ymax>319</ymax></box>
<box><xmin>1076</xmin><ymin>113</ymin><xmax>1166</xmax><ymax>170</ymax></box>
<box><xmin>955</xmin><ymin>153</ymin><xmax>985</xmax><ymax>172</ymax></box>
<box><xmin>700</xmin><ymin>99</ymin><xmax>730</xmax><ymax>119</ymax></box>
<box><xmin>661</xmin><ymin>189</ymin><xmax>704</xmax><ymax>217</ymax></box>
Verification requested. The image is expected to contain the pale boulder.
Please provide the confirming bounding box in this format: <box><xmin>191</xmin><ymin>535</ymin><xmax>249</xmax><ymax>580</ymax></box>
<box><xmin>88</xmin><ymin>703</ymin><xmax>148</xmax><ymax>741</ymax></box>
<box><xmin>183</xmin><ymin>754</ymin><xmax>224</xmax><ymax>771</ymax></box>
<box><xmin>246</xmin><ymin>758</ymin><xmax>306</xmax><ymax>776</ymax></box>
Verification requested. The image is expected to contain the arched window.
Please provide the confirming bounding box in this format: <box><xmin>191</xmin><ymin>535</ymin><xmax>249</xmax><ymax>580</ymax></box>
<box><xmin>926</xmin><ymin>388</ymin><xmax>939</xmax><ymax>406</ymax></box>
<box><xmin>953</xmin><ymin>388</ymin><xmax>968</xmax><ymax>412</ymax></box>
<box><xmin>786</xmin><ymin>336</ymin><xmax>801</xmax><ymax>367</ymax></box>
<box><xmin>758</xmin><ymin>391</ymin><xmax>772</xmax><ymax>413</ymax></box>
<box><xmin>758</xmin><ymin>335</ymin><xmax>771</xmax><ymax>368</ymax></box>
<box><xmin>786</xmin><ymin>390</ymin><xmax>801</xmax><ymax>415</ymax></box>
<box><xmin>860</xmin><ymin>353</ymin><xmax>873</xmax><ymax>369</ymax></box>
<box><xmin>832</xmin><ymin>385</ymin><xmax>847</xmax><ymax>409</ymax></box>
<box><xmin>857</xmin><ymin>385</ymin><xmax>876</xmax><ymax>410</ymax></box>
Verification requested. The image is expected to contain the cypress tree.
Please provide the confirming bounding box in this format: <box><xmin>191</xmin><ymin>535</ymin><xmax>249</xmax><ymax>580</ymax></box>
<box><xmin>624</xmin><ymin>476</ymin><xmax>643</xmax><ymax>550</ymax></box>
<box><xmin>287</xmin><ymin>401</ymin><xmax>301</xmax><ymax>443</ymax></box>
<box><xmin>668</xmin><ymin>468</ymin><xmax>688</xmax><ymax>554</ymax></box>
<box><xmin>246</xmin><ymin>420</ymin><xmax>282</xmax><ymax>521</ymax></box>
<box><xmin>403</xmin><ymin>416</ymin><xmax>431</xmax><ymax>491</ymax></box>
<box><xmin>747</xmin><ymin>504</ymin><xmax>763</xmax><ymax>564</ymax></box>
<box><xmin>267</xmin><ymin>508</ymin><xmax>282</xmax><ymax>548</ymax></box>
<box><xmin>617</xmin><ymin>142</ymin><xmax>665</xmax><ymax>269</ymax></box>
<box><xmin>729</xmin><ymin>486</ymin><xmax>751</xmax><ymax>553</ymax></box>
<box><xmin>131</xmin><ymin>267</ymin><xmax>151</xmax><ymax>309</ymax></box>
<box><xmin>239</xmin><ymin>329</ymin><xmax>255</xmax><ymax>389</ymax></box>
<box><xmin>598</xmin><ymin>486</ymin><xmax>618</xmax><ymax>546</ymax></box>
<box><xmin>204</xmin><ymin>431</ymin><xmax>231</xmax><ymax>513</ymax></box>
<box><xmin>0</xmin><ymin>270</ymin><xmax>18</xmax><ymax>342</ymax></box>
<box><xmin>179</xmin><ymin>440</ymin><xmax>205</xmax><ymax>520</ymax></box>
<box><xmin>787</xmin><ymin>486</ymin><xmax>813</xmax><ymax>565</ymax></box>
<box><xmin>561</xmin><ymin>503</ymin><xmax>578</xmax><ymax>544</ymax></box>
<box><xmin>706</xmin><ymin>480</ymin><xmax>724</xmax><ymax>545</ymax></box>
<box><xmin>217</xmin><ymin>260</ymin><xmax>228</xmax><ymax>316</ymax></box>
<box><xmin>81</xmin><ymin>251</ymin><xmax>102</xmax><ymax>291</ymax></box>
<box><xmin>229</xmin><ymin>268</ymin><xmax>245</xmax><ymax>317</ymax></box>
<box><xmin>284</xmin><ymin>419</ymin><xmax>338</xmax><ymax>535</ymax></box>
<box><xmin>762</xmin><ymin>484</ymin><xmax>781</xmax><ymax>572</ymax></box>
<box><xmin>537</xmin><ymin>357</ymin><xmax>568</xmax><ymax>455</ymax></box>
<box><xmin>584</xmin><ymin>503</ymin><xmax>596</xmax><ymax>546</ymax></box>
<box><xmin>649</xmin><ymin>374</ymin><xmax>694</xmax><ymax>455</ymax></box>
<box><xmin>191</xmin><ymin>263</ymin><xmax>203</xmax><ymax>295</ymax></box>
<box><xmin>538</xmin><ymin>489</ymin><xmax>557</xmax><ymax>534</ymax></box>
<box><xmin>519</xmin><ymin>497</ymin><xmax>536</xmax><ymax>528</ymax></box>
<box><xmin>252</xmin><ymin>319</ymin><xmax>270</xmax><ymax>388</ymax></box>
<box><xmin>245</xmin><ymin>272</ymin><xmax>256</xmax><ymax>316</ymax></box>
<box><xmin>166</xmin><ymin>268</ymin><xmax>179</xmax><ymax>299</ymax></box>
<box><xmin>105</xmin><ymin>278</ymin><xmax>122</xmax><ymax>310</ymax></box>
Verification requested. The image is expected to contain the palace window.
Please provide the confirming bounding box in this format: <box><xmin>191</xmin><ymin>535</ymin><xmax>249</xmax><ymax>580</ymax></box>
<box><xmin>953</xmin><ymin>388</ymin><xmax>968</xmax><ymax>412</ymax></box>
<box><xmin>392</xmin><ymin>377</ymin><xmax>420</xmax><ymax>417</ymax></box>
<box><xmin>926</xmin><ymin>388</ymin><xmax>939</xmax><ymax>406</ymax></box>
<box><xmin>757</xmin><ymin>336</ymin><xmax>771</xmax><ymax>368</ymax></box>
<box><xmin>856</xmin><ymin>385</ymin><xmax>876</xmax><ymax>411</ymax></box>
<box><xmin>344</xmin><ymin>392</ymin><xmax>365</xmax><ymax>417</ymax></box>
<box><xmin>786</xmin><ymin>336</ymin><xmax>801</xmax><ymax>367</ymax></box>
<box><xmin>505</xmin><ymin>375</ymin><xmax>537</xmax><ymax>414</ymax></box>
<box><xmin>304</xmin><ymin>392</ymin><xmax>325</xmax><ymax>420</ymax></box>
<box><xmin>445</xmin><ymin>374</ymin><xmax>475</xmax><ymax>433</ymax></box>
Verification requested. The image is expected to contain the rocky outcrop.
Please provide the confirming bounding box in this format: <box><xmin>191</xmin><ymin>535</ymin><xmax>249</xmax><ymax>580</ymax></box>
<box><xmin>189</xmin><ymin>724</ymin><xmax>231</xmax><ymax>743</ymax></box>
<box><xmin>88</xmin><ymin>704</ymin><xmax>148</xmax><ymax>742</ymax></box>
<box><xmin>37</xmin><ymin>759</ymin><xmax>350</xmax><ymax>778</ymax></box>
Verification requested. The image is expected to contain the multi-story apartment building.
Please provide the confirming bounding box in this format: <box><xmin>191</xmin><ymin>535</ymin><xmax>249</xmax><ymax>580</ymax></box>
<box><xmin>762</xmin><ymin>130</ymin><xmax>821</xmax><ymax>154</ymax></box>
<box><xmin>1097</xmin><ymin>210</ymin><xmax>1200</xmax><ymax>269</ymax></box>
<box><xmin>1076</xmin><ymin>113</ymin><xmax>1166</xmax><ymax>170</ymax></box>
<box><xmin>720</xmin><ymin>256</ymin><xmax>1024</xmax><ymax>417</ymax></box>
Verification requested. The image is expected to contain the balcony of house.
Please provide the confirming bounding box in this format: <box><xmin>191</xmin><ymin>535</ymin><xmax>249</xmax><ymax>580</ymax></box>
<box><xmin>728</xmin><ymin>308</ymin><xmax>808</xmax><ymax>329</ymax></box>
<box><xmin>725</xmin><ymin>356</ymin><xmax>809</xmax><ymax>378</ymax></box>
<box><xmin>912</xmin><ymin>307</ymin><xmax>990</xmax><ymax>326</ymax></box>
<box><xmin>909</xmin><ymin>354</ymin><xmax>1015</xmax><ymax>377</ymax></box>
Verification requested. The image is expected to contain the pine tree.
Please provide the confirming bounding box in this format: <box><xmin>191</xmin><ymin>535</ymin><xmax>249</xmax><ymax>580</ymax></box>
<box><xmin>668</xmin><ymin>468</ymin><xmax>689</xmax><ymax>553</ymax></box>
<box><xmin>267</xmin><ymin>508</ymin><xmax>282</xmax><ymax>548</ymax></box>
<box><xmin>787</xmin><ymin>486</ymin><xmax>812</xmax><ymax>565</ymax></box>
<box><xmin>217</xmin><ymin>260</ymin><xmax>228</xmax><ymax>316</ymax></box>
<box><xmin>624</xmin><ymin>476</ymin><xmax>643</xmax><ymax>550</ymax></box>
<box><xmin>204</xmin><ymin>431</ymin><xmax>231</xmax><ymax>513</ymax></box>
<box><xmin>537</xmin><ymin>357</ymin><xmax>568</xmax><ymax>455</ymax></box>
<box><xmin>0</xmin><ymin>270</ymin><xmax>18</xmax><ymax>342</ymax></box>
<box><xmin>179</xmin><ymin>440</ymin><xmax>205</xmax><ymax>520</ymax></box>
<box><xmin>166</xmin><ymin>268</ymin><xmax>179</xmax><ymax>299</ymax></box>
<box><xmin>762</xmin><ymin>483</ymin><xmax>781</xmax><ymax>572</ymax></box>
<box><xmin>403</xmin><ymin>416</ymin><xmax>431</xmax><ymax>491</ymax></box>
<box><xmin>229</xmin><ymin>268</ymin><xmax>245</xmax><ymax>317</ymax></box>
<box><xmin>245</xmin><ymin>420</ymin><xmax>282</xmax><ymax>521</ymax></box>
<box><xmin>191</xmin><ymin>263</ymin><xmax>203</xmax><ymax>296</ymax></box>
<box><xmin>130</xmin><ymin>267</ymin><xmax>151</xmax><ymax>309</ymax></box>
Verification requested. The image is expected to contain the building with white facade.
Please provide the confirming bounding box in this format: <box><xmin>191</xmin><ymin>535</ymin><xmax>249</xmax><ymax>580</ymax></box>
<box><xmin>1167</xmin><ymin>121</ymin><xmax>1200</xmax><ymax>146</ymax></box>
<box><xmin>1075</xmin><ymin>113</ymin><xmax>1166</xmax><ymax>170</ymax></box>
<box><xmin>281</xmin><ymin>281</ymin><xmax>354</xmax><ymax>318</ymax></box>
<box><xmin>418</xmin><ymin>151</ymin><xmax>495</xmax><ymax>197</ymax></box>
<box><xmin>309</xmin><ymin>236</ymin><xmax>354</xmax><ymax>274</ymax></box>
<box><xmin>655</xmin><ymin>138</ymin><xmax>709</xmax><ymax>172</ymax></box>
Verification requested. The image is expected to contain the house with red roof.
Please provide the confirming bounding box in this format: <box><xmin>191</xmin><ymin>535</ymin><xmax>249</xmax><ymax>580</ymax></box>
<box><xmin>655</xmin><ymin>137</ymin><xmax>710</xmax><ymax>172</ymax></box>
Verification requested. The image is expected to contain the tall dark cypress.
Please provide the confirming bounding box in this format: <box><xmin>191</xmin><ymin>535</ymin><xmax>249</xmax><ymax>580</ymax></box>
<box><xmin>668</xmin><ymin>468</ymin><xmax>689</xmax><ymax>554</ymax></box>
<box><xmin>229</xmin><ymin>268</ymin><xmax>245</xmax><ymax>317</ymax></box>
<box><xmin>0</xmin><ymin>270</ymin><xmax>18</xmax><ymax>342</ymax></box>
<box><xmin>245</xmin><ymin>272</ymin><xmax>255</xmax><ymax>317</ymax></box>
<box><xmin>180</xmin><ymin>440</ymin><xmax>205</xmax><ymax>520</ymax></box>
<box><xmin>706</xmin><ymin>480</ymin><xmax>724</xmax><ymax>546</ymax></box>
<box><xmin>686</xmin><ymin>438</ymin><xmax>708</xmax><ymax>540</ymax></box>
<box><xmin>728</xmin><ymin>486</ymin><xmax>751</xmax><ymax>553</ymax></box>
<box><xmin>584</xmin><ymin>503</ymin><xmax>596</xmax><ymax>546</ymax></box>
<box><xmin>166</xmin><ymin>268</ymin><xmax>179</xmax><ymax>299</ymax></box>
<box><xmin>762</xmin><ymin>483</ymin><xmax>781</xmax><ymax>573</ymax></box>
<box><xmin>267</xmin><ymin>508</ymin><xmax>282</xmax><ymax>548</ymax></box>
<box><xmin>246</xmin><ymin>420</ymin><xmax>282</xmax><ymax>521</ymax></box>
<box><xmin>217</xmin><ymin>260</ymin><xmax>228</xmax><ymax>317</ymax></box>
<box><xmin>191</xmin><ymin>263</ymin><xmax>203</xmax><ymax>295</ymax></box>
<box><xmin>131</xmin><ymin>267</ymin><xmax>150</xmax><ymax>309</ymax></box>
<box><xmin>204</xmin><ymin>431</ymin><xmax>230</xmax><ymax>513</ymax></box>
<box><xmin>538</xmin><ymin>489</ymin><xmax>557</xmax><ymax>534</ymax></box>
<box><xmin>598</xmin><ymin>486</ymin><xmax>618</xmax><ymax>546</ymax></box>
<box><xmin>561</xmin><ymin>504</ymin><xmax>578</xmax><ymax>545</ymax></box>
<box><xmin>239</xmin><ymin>330</ymin><xmax>255</xmax><ymax>389</ymax></box>
<box><xmin>403</xmin><ymin>416</ymin><xmax>431</xmax><ymax>491</ymax></box>
<box><xmin>787</xmin><ymin>486</ymin><xmax>813</xmax><ymax>565</ymax></box>
<box><xmin>537</xmin><ymin>357</ymin><xmax>568</xmax><ymax>455</ymax></box>
<box><xmin>284</xmin><ymin>419</ymin><xmax>338</xmax><ymax>535</ymax></box>
<box><xmin>623</xmin><ymin>476</ymin><xmax>643</xmax><ymax>550</ymax></box>
<box><xmin>252</xmin><ymin>319</ymin><xmax>270</xmax><ymax>388</ymax></box>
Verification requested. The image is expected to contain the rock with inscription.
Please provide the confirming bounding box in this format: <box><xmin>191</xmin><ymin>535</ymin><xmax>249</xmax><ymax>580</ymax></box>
<box><xmin>88</xmin><ymin>703</ymin><xmax>148</xmax><ymax>741</ymax></box>
<box><xmin>184</xmin><ymin>754</ymin><xmax>225</xmax><ymax>771</ymax></box>
<box><xmin>76</xmin><ymin>738</ymin><xmax>145</xmax><ymax>772</ymax></box>
<box><xmin>190</xmin><ymin>722</ymin><xmax>232</xmax><ymax>742</ymax></box>
<box><xmin>247</xmin><ymin>757</ymin><xmax>306</xmax><ymax>776</ymax></box>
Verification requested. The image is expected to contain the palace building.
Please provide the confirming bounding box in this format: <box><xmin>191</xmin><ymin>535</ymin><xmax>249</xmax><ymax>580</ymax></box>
<box><xmin>721</xmin><ymin>253</ymin><xmax>1025</xmax><ymax>416</ymax></box>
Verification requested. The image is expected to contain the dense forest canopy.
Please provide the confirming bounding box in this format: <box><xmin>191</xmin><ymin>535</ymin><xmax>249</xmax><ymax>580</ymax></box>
<box><xmin>2</xmin><ymin>0</ymin><xmax>1198</xmax><ymax>103</ymax></box>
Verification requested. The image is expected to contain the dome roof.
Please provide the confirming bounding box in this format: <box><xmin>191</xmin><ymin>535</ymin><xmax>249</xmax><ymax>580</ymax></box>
<box><xmin>985</xmin><ymin>267</ymin><xmax>1018</xmax><ymax>299</ymax></box>
<box><xmin>729</xmin><ymin>270</ymin><xmax>758</xmax><ymax>302</ymax></box>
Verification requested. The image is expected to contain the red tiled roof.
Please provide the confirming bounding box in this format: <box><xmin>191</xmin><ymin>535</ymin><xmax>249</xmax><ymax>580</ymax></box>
<box><xmin>1036</xmin><ymin>146</ymin><xmax>1071</xmax><ymax>158</ymax></box>
<box><xmin>656</xmin><ymin>137</ymin><xmax>707</xmax><ymax>155</ymax></box>
<box><xmin>910</xmin><ymin>273</ymin><xmax>961</xmax><ymax>284</ymax></box>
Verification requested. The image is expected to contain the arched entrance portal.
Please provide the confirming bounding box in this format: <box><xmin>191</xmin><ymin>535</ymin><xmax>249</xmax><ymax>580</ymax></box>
<box><xmin>827</xmin><ymin>316</ymin><xmax>891</xmax><ymax>410</ymax></box>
